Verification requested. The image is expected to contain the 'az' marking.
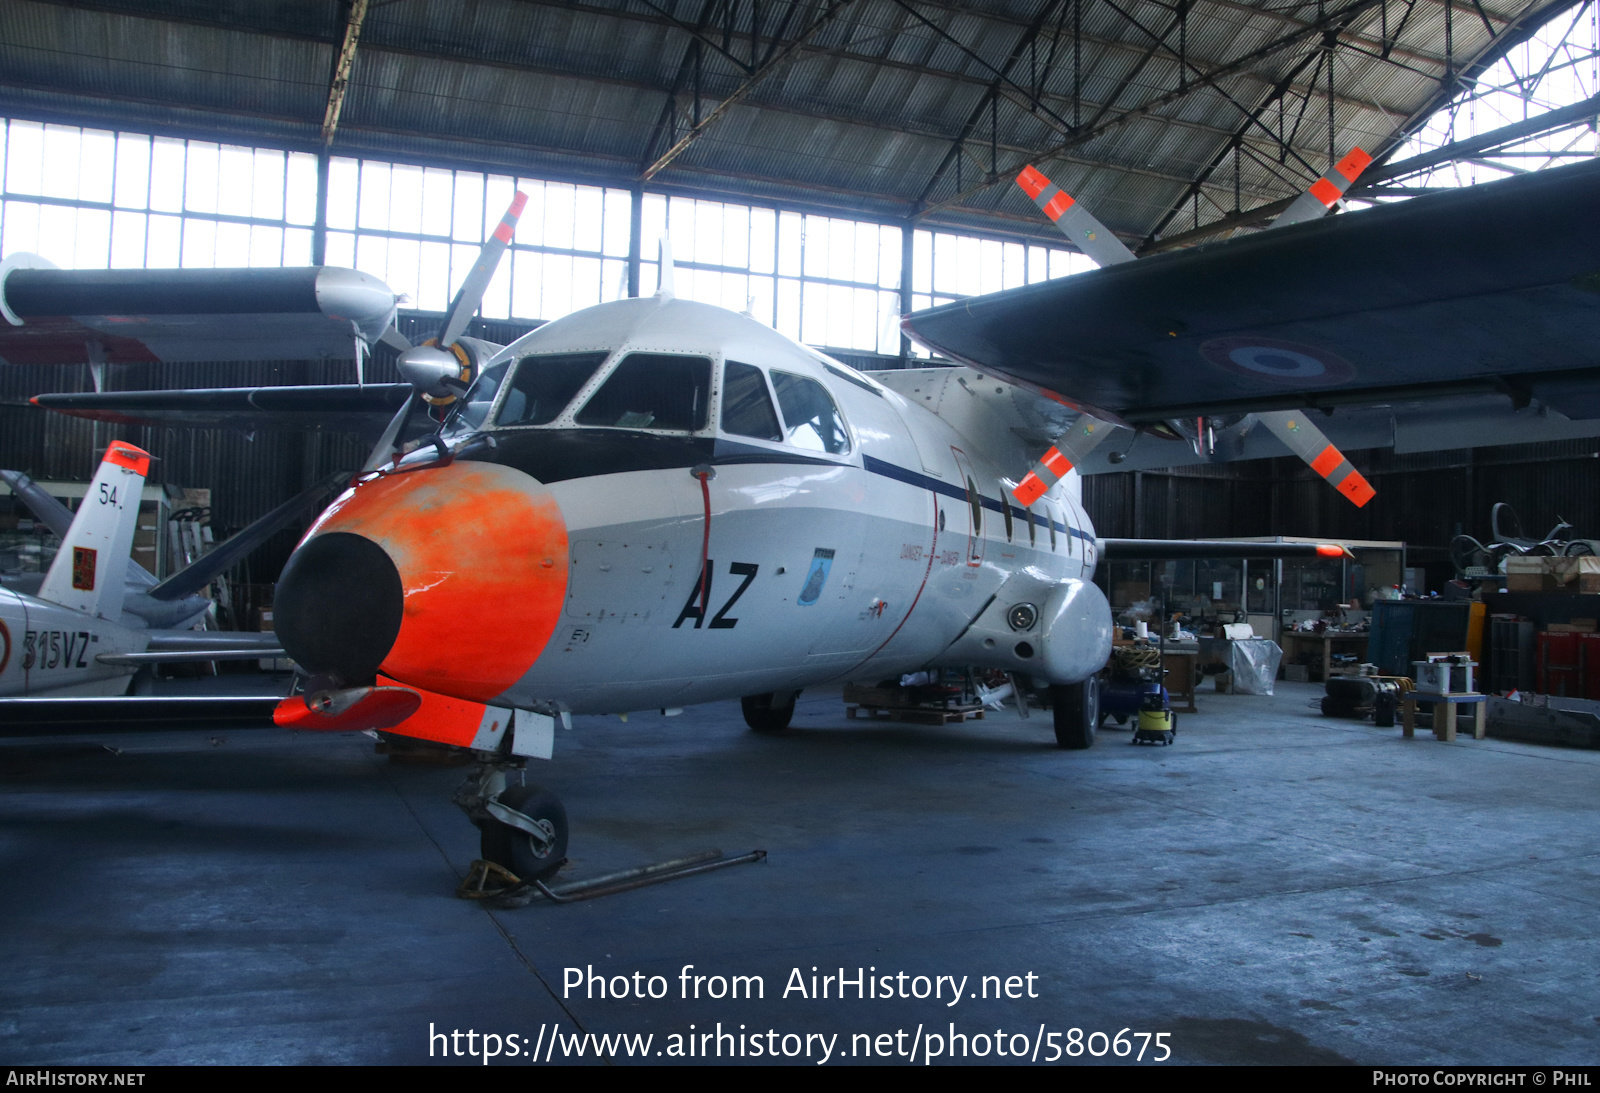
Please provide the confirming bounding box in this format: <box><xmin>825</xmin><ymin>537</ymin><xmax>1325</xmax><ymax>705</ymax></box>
<box><xmin>673</xmin><ymin>560</ymin><xmax>758</xmax><ymax>630</ymax></box>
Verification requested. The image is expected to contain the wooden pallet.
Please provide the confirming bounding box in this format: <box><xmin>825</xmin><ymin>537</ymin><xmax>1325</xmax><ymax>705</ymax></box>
<box><xmin>846</xmin><ymin>703</ymin><xmax>986</xmax><ymax>725</ymax></box>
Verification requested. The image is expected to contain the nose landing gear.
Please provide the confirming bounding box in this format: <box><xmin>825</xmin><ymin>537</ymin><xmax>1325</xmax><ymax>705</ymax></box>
<box><xmin>456</xmin><ymin>761</ymin><xmax>569</xmax><ymax>883</ymax></box>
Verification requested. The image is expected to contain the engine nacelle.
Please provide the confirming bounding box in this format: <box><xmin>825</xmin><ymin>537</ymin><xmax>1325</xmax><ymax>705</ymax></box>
<box><xmin>933</xmin><ymin>569</ymin><xmax>1112</xmax><ymax>685</ymax></box>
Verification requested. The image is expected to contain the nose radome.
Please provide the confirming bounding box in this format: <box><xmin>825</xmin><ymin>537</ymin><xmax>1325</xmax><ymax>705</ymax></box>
<box><xmin>274</xmin><ymin>532</ymin><xmax>403</xmax><ymax>684</ymax></box>
<box><xmin>274</xmin><ymin>460</ymin><xmax>569</xmax><ymax>702</ymax></box>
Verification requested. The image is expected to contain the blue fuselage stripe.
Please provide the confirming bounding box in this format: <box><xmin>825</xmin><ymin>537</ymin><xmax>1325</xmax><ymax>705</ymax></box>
<box><xmin>861</xmin><ymin>455</ymin><xmax>1090</xmax><ymax>543</ymax></box>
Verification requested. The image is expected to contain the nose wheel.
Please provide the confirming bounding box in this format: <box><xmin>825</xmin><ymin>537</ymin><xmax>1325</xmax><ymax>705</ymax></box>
<box><xmin>457</xmin><ymin>762</ymin><xmax>569</xmax><ymax>883</ymax></box>
<box><xmin>479</xmin><ymin>784</ymin><xmax>569</xmax><ymax>882</ymax></box>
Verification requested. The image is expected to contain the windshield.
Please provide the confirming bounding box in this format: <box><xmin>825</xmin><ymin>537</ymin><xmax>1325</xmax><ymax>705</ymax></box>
<box><xmin>442</xmin><ymin>359</ymin><xmax>510</xmax><ymax>438</ymax></box>
<box><xmin>575</xmin><ymin>353</ymin><xmax>712</xmax><ymax>431</ymax></box>
<box><xmin>495</xmin><ymin>351</ymin><xmax>610</xmax><ymax>427</ymax></box>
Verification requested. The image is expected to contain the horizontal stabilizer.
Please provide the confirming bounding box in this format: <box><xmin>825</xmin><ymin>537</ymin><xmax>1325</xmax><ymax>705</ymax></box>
<box><xmin>97</xmin><ymin>647</ymin><xmax>286</xmax><ymax>665</ymax></box>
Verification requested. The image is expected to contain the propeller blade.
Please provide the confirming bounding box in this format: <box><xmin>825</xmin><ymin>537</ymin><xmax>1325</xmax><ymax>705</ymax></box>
<box><xmin>1255</xmin><ymin>410</ymin><xmax>1375</xmax><ymax>507</ymax></box>
<box><xmin>1012</xmin><ymin>416</ymin><xmax>1116</xmax><ymax>506</ymax></box>
<box><xmin>437</xmin><ymin>191</ymin><xmax>527</xmax><ymax>347</ymax></box>
<box><xmin>1272</xmin><ymin>148</ymin><xmax>1373</xmax><ymax>229</ymax></box>
<box><xmin>378</xmin><ymin>325</ymin><xmax>414</xmax><ymax>353</ymax></box>
<box><xmin>1015</xmin><ymin>166</ymin><xmax>1136</xmax><ymax>268</ymax></box>
<box><xmin>1012</xmin><ymin>161</ymin><xmax>1376</xmax><ymax>510</ymax></box>
<box><xmin>362</xmin><ymin>390</ymin><xmax>421</xmax><ymax>472</ymax></box>
<box><xmin>146</xmin><ymin>471</ymin><xmax>347</xmax><ymax>601</ymax></box>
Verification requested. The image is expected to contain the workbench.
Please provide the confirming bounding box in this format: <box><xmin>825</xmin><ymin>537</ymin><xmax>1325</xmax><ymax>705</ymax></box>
<box><xmin>1280</xmin><ymin>631</ymin><xmax>1369</xmax><ymax>682</ymax></box>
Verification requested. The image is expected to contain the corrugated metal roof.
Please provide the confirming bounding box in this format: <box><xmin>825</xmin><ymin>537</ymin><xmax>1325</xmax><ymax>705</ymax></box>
<box><xmin>0</xmin><ymin>0</ymin><xmax>1567</xmax><ymax>247</ymax></box>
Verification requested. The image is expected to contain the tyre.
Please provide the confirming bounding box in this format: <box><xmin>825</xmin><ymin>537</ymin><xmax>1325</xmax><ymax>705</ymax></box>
<box><xmin>479</xmin><ymin>784</ymin><xmax>568</xmax><ymax>883</ymax></box>
<box><xmin>742</xmin><ymin>690</ymin><xmax>798</xmax><ymax>732</ymax></box>
<box><xmin>1050</xmin><ymin>678</ymin><xmax>1098</xmax><ymax>749</ymax></box>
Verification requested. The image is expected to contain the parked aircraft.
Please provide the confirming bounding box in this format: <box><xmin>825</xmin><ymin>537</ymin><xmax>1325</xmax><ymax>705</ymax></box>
<box><xmin>0</xmin><ymin>442</ymin><xmax>305</xmax><ymax>697</ymax></box>
<box><xmin>7</xmin><ymin>157</ymin><xmax>1599</xmax><ymax>882</ymax></box>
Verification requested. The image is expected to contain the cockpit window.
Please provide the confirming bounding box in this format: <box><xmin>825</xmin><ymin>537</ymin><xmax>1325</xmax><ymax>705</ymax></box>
<box><xmin>447</xmin><ymin>359</ymin><xmax>510</xmax><ymax>434</ymax></box>
<box><xmin>495</xmin><ymin>351</ymin><xmax>609</xmax><ymax>427</ymax></box>
<box><xmin>771</xmin><ymin>371</ymin><xmax>850</xmax><ymax>454</ymax></box>
<box><xmin>575</xmin><ymin>353</ymin><xmax>711</xmax><ymax>431</ymax></box>
<box><xmin>721</xmin><ymin>360</ymin><xmax>782</xmax><ymax>442</ymax></box>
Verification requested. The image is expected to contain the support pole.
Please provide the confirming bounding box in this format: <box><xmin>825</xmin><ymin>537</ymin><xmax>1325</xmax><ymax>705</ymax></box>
<box><xmin>312</xmin><ymin>151</ymin><xmax>329</xmax><ymax>267</ymax></box>
<box><xmin>898</xmin><ymin>222</ymin><xmax>914</xmax><ymax>367</ymax></box>
<box><xmin>627</xmin><ymin>186</ymin><xmax>643</xmax><ymax>298</ymax></box>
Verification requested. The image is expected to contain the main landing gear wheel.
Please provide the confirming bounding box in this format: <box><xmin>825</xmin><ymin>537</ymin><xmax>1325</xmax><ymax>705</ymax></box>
<box><xmin>479</xmin><ymin>784</ymin><xmax>569</xmax><ymax>883</ymax></box>
<box><xmin>1050</xmin><ymin>679</ymin><xmax>1099</xmax><ymax>750</ymax></box>
<box><xmin>742</xmin><ymin>691</ymin><xmax>798</xmax><ymax>732</ymax></box>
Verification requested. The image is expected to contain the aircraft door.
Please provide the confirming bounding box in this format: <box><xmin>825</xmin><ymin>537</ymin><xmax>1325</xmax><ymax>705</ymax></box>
<box><xmin>949</xmin><ymin>446</ymin><xmax>986</xmax><ymax>567</ymax></box>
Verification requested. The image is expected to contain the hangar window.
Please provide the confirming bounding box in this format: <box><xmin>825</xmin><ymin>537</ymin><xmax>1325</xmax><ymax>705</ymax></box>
<box><xmin>576</xmin><ymin>353</ymin><xmax>711</xmax><ymax>431</ymax></box>
<box><xmin>771</xmin><ymin>371</ymin><xmax>849</xmax><ymax>455</ymax></box>
<box><xmin>496</xmin><ymin>351</ymin><xmax>609</xmax><ymax>427</ymax></box>
<box><xmin>722</xmin><ymin>360</ymin><xmax>782</xmax><ymax>441</ymax></box>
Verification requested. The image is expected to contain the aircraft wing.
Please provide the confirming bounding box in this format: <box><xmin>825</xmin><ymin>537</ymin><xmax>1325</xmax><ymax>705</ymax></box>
<box><xmin>0</xmin><ymin>265</ymin><xmax>397</xmax><ymax>365</ymax></box>
<box><xmin>31</xmin><ymin>383</ymin><xmax>414</xmax><ymax>437</ymax></box>
<box><xmin>902</xmin><ymin>159</ymin><xmax>1600</xmax><ymax>424</ymax></box>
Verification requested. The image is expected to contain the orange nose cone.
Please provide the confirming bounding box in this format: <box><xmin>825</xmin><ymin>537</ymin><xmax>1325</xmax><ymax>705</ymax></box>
<box><xmin>303</xmin><ymin>461</ymin><xmax>568</xmax><ymax>702</ymax></box>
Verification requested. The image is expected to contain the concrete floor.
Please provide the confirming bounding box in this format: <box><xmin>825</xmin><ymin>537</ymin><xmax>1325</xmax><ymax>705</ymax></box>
<box><xmin>2</xmin><ymin>679</ymin><xmax>1598</xmax><ymax>1066</ymax></box>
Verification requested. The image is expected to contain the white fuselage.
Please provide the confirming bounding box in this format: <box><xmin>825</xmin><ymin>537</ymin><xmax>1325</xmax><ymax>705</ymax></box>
<box><xmin>0</xmin><ymin>586</ymin><xmax>147</xmax><ymax>697</ymax></box>
<box><xmin>441</xmin><ymin>297</ymin><xmax>1101</xmax><ymax>713</ymax></box>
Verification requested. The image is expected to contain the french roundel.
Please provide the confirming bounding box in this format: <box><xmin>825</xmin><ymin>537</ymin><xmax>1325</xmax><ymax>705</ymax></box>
<box><xmin>1200</xmin><ymin>337</ymin><xmax>1354</xmax><ymax>385</ymax></box>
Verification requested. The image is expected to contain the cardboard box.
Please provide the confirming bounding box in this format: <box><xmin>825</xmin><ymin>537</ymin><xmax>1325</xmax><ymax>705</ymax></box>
<box><xmin>1504</xmin><ymin>556</ymin><xmax>1548</xmax><ymax>592</ymax></box>
<box><xmin>1503</xmin><ymin>556</ymin><xmax>1600</xmax><ymax>593</ymax></box>
<box><xmin>1549</xmin><ymin>557</ymin><xmax>1600</xmax><ymax>593</ymax></box>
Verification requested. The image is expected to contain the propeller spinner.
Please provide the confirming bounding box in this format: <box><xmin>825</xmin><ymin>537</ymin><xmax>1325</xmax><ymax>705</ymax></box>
<box><xmin>384</xmin><ymin>191</ymin><xmax>529</xmax><ymax>404</ymax></box>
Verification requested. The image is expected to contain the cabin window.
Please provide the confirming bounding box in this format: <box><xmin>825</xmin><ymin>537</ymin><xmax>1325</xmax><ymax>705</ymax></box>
<box><xmin>575</xmin><ymin>353</ymin><xmax>712</xmax><ymax>431</ymax></box>
<box><xmin>721</xmin><ymin>360</ymin><xmax>782</xmax><ymax>441</ymax></box>
<box><xmin>1002</xmin><ymin>491</ymin><xmax>1014</xmax><ymax>542</ymax></box>
<box><xmin>966</xmin><ymin>476</ymin><xmax>982</xmax><ymax>537</ymax></box>
<box><xmin>771</xmin><ymin>371</ymin><xmax>849</xmax><ymax>454</ymax></box>
<box><xmin>1026</xmin><ymin>506</ymin><xmax>1037</xmax><ymax>547</ymax></box>
<box><xmin>496</xmin><ymin>351</ymin><xmax>609</xmax><ymax>427</ymax></box>
<box><xmin>1048</xmin><ymin>505</ymin><xmax>1058</xmax><ymax>552</ymax></box>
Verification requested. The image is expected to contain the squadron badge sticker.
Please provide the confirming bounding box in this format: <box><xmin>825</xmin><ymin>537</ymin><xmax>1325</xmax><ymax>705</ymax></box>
<box><xmin>797</xmin><ymin>548</ymin><xmax>836</xmax><ymax>607</ymax></box>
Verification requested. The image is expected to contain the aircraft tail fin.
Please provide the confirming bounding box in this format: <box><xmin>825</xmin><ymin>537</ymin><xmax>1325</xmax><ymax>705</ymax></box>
<box><xmin>35</xmin><ymin>441</ymin><xmax>152</xmax><ymax>619</ymax></box>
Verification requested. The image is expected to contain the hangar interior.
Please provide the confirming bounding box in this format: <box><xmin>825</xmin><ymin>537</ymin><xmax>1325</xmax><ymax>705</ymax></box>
<box><xmin>2</xmin><ymin>0</ymin><xmax>1600</xmax><ymax>1068</ymax></box>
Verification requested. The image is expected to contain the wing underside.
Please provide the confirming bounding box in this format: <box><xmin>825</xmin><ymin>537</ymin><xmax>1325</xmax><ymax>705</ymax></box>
<box><xmin>902</xmin><ymin>160</ymin><xmax>1600</xmax><ymax>424</ymax></box>
<box><xmin>0</xmin><ymin>266</ymin><xmax>397</xmax><ymax>365</ymax></box>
